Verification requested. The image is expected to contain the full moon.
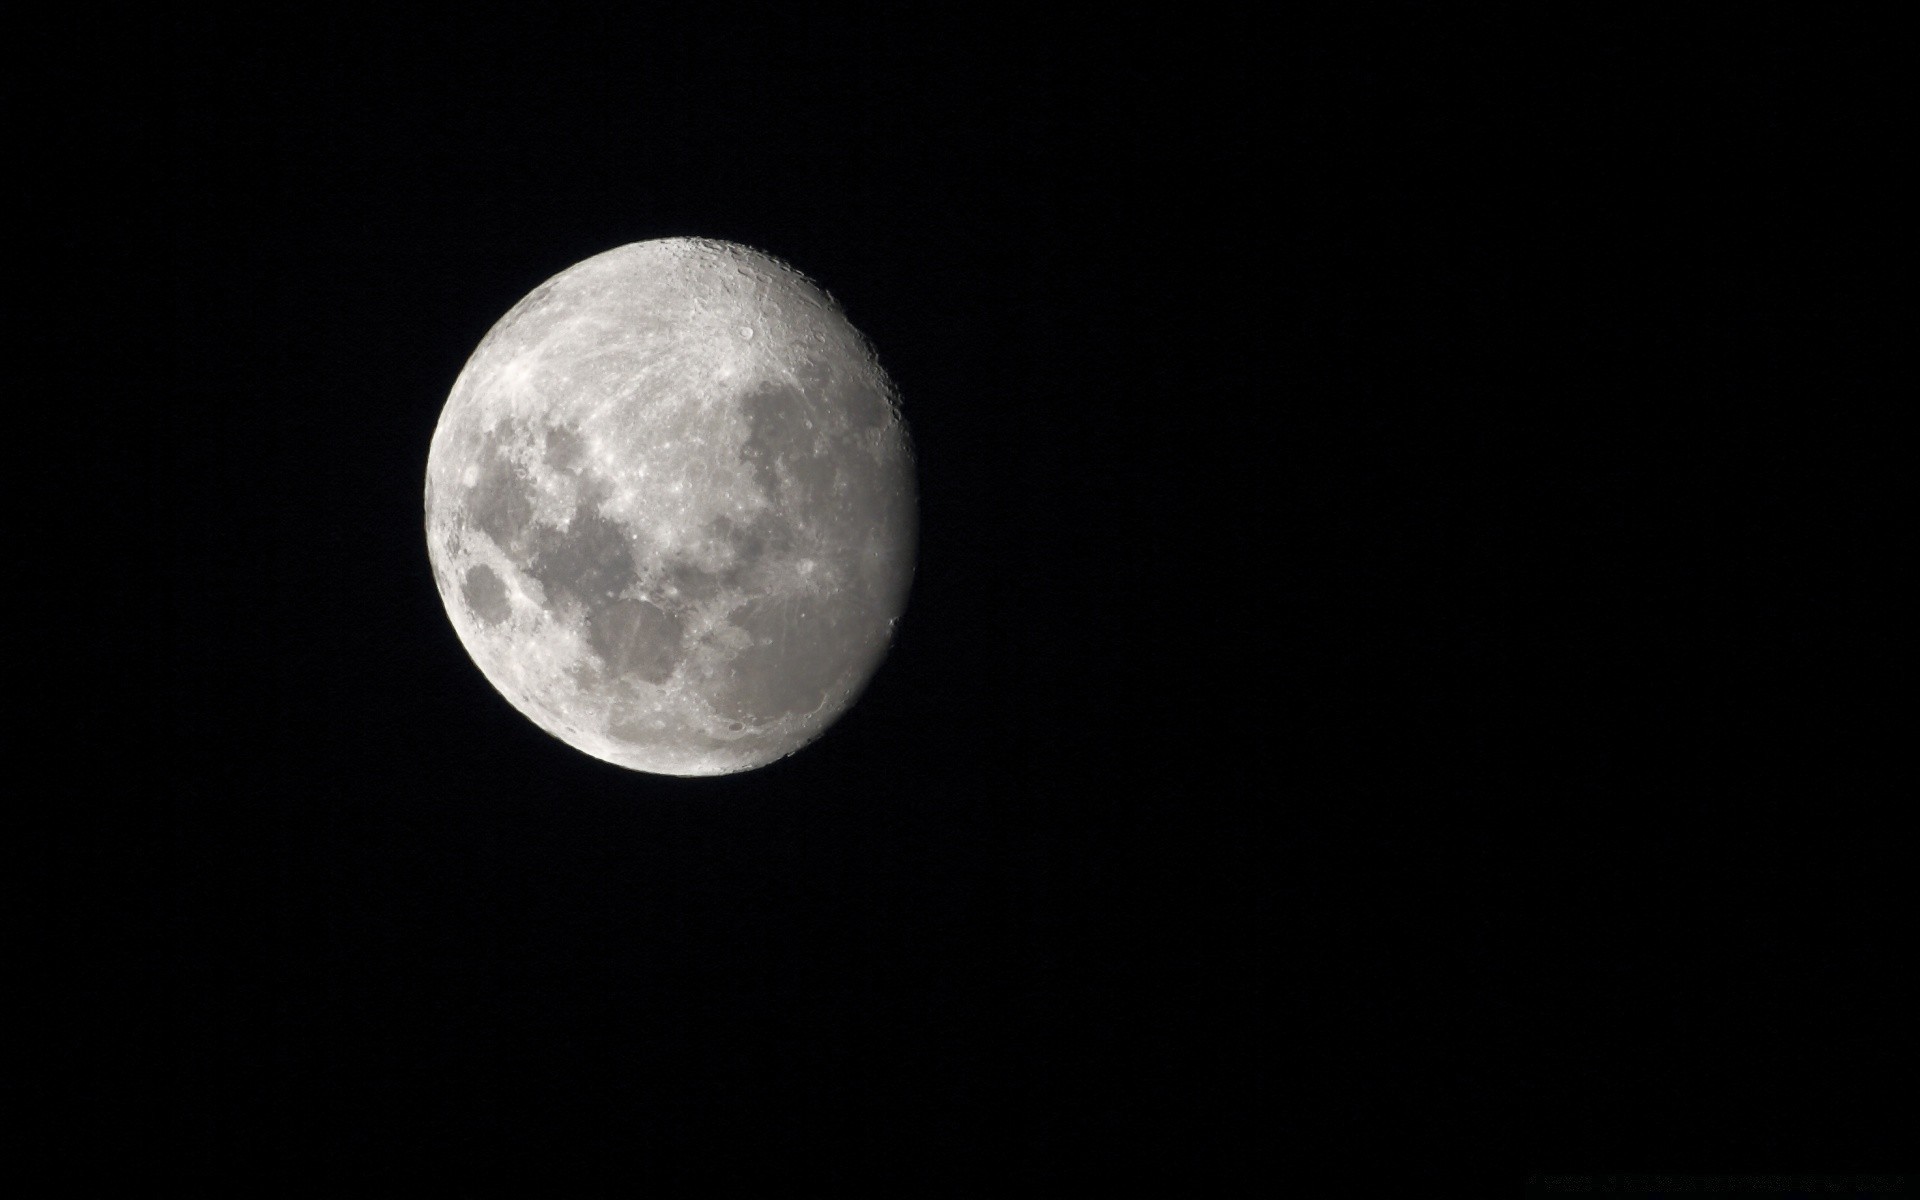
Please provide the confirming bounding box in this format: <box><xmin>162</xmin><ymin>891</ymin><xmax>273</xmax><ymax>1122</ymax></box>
<box><xmin>424</xmin><ymin>238</ymin><xmax>917</xmax><ymax>776</ymax></box>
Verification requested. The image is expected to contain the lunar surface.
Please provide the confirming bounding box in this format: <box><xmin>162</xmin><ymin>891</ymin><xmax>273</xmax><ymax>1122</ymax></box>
<box><xmin>424</xmin><ymin>238</ymin><xmax>916</xmax><ymax>776</ymax></box>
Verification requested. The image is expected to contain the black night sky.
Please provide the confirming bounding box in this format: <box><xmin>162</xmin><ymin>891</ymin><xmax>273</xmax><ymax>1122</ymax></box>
<box><xmin>28</xmin><ymin>10</ymin><xmax>1904</xmax><ymax>1193</ymax></box>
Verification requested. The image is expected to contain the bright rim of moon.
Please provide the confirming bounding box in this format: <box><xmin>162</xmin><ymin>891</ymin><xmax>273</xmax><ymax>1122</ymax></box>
<box><xmin>424</xmin><ymin>238</ymin><xmax>917</xmax><ymax>776</ymax></box>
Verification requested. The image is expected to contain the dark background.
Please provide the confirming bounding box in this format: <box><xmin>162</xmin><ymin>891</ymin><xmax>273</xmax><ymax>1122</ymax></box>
<box><xmin>27</xmin><ymin>10</ymin><xmax>1903</xmax><ymax>1193</ymax></box>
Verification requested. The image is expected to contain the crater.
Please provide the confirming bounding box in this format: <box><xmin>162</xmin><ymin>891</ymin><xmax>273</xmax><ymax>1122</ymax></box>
<box><xmin>460</xmin><ymin>564</ymin><xmax>511</xmax><ymax>626</ymax></box>
<box><xmin>586</xmin><ymin>598</ymin><xmax>685</xmax><ymax>684</ymax></box>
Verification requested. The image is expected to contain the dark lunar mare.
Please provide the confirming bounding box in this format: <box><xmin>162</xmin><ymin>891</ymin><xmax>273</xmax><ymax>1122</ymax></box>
<box><xmin>460</xmin><ymin>421</ymin><xmax>690</xmax><ymax>683</ymax></box>
<box><xmin>526</xmin><ymin>503</ymin><xmax>639</xmax><ymax>608</ymax></box>
<box><xmin>460</xmin><ymin>565</ymin><xmax>511</xmax><ymax>625</ymax></box>
<box><xmin>585</xmin><ymin>599</ymin><xmax>685</xmax><ymax>685</ymax></box>
<box><xmin>704</xmin><ymin>377</ymin><xmax>911</xmax><ymax>725</ymax></box>
<box><xmin>463</xmin><ymin>422</ymin><xmax>541</xmax><ymax>565</ymax></box>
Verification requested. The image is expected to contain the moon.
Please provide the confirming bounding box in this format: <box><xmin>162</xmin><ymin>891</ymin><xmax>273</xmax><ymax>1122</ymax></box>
<box><xmin>424</xmin><ymin>238</ymin><xmax>917</xmax><ymax>776</ymax></box>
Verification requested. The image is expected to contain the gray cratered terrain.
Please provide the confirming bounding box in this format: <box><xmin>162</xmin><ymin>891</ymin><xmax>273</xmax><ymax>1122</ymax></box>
<box><xmin>425</xmin><ymin>238</ymin><xmax>917</xmax><ymax>776</ymax></box>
